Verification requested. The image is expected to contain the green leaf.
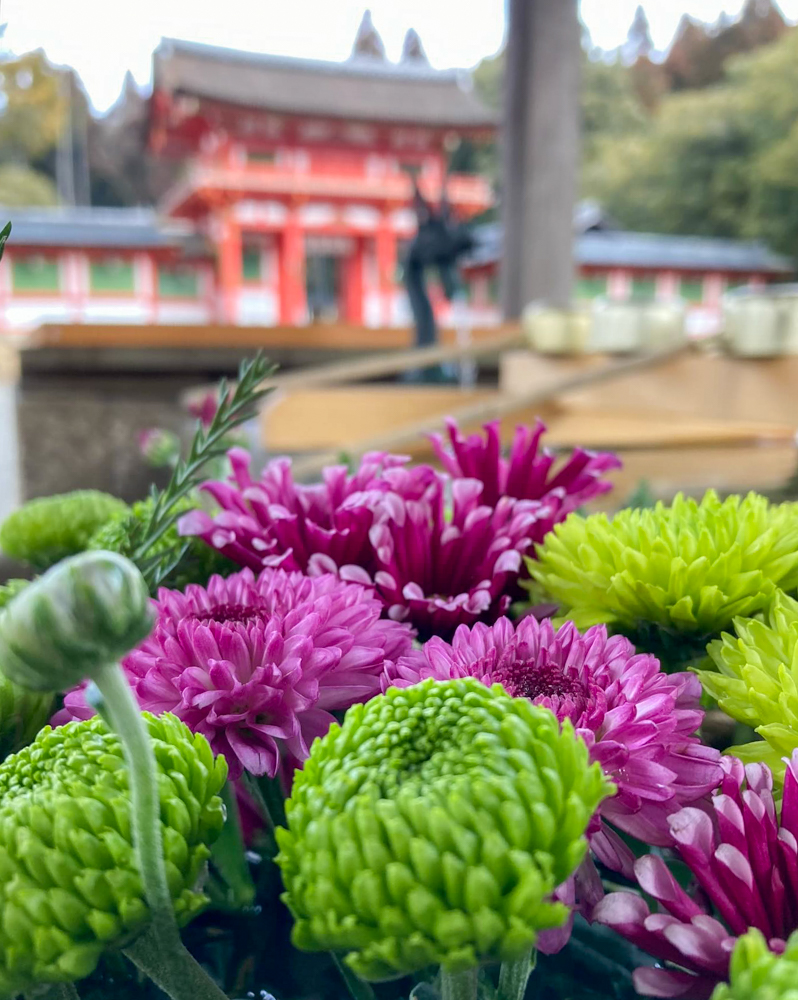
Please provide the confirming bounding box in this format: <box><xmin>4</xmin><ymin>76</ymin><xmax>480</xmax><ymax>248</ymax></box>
<box><xmin>0</xmin><ymin>222</ymin><xmax>11</xmax><ymax>261</ymax></box>
<box><xmin>209</xmin><ymin>782</ymin><xmax>257</xmax><ymax>910</ymax></box>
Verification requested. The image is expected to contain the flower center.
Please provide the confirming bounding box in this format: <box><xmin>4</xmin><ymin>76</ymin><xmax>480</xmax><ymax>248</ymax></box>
<box><xmin>190</xmin><ymin>602</ymin><xmax>269</xmax><ymax>626</ymax></box>
<box><xmin>495</xmin><ymin>658</ymin><xmax>592</xmax><ymax>722</ymax></box>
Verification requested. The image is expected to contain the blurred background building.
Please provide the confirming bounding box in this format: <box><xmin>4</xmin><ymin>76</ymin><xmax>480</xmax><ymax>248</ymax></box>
<box><xmin>0</xmin><ymin>2</ymin><xmax>795</xmax><ymax>336</ymax></box>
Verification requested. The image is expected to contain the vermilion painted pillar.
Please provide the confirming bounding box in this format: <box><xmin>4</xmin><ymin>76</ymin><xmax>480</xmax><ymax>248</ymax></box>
<box><xmin>344</xmin><ymin>238</ymin><xmax>364</xmax><ymax>324</ymax></box>
<box><xmin>138</xmin><ymin>252</ymin><xmax>157</xmax><ymax>324</ymax></box>
<box><xmin>218</xmin><ymin>213</ymin><xmax>242</xmax><ymax>324</ymax></box>
<box><xmin>279</xmin><ymin>214</ymin><xmax>306</xmax><ymax>325</ymax></box>
<box><xmin>376</xmin><ymin>214</ymin><xmax>397</xmax><ymax>327</ymax></box>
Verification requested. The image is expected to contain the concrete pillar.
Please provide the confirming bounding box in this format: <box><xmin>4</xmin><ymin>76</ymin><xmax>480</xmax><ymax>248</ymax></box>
<box><xmin>501</xmin><ymin>0</ymin><xmax>581</xmax><ymax>317</ymax></box>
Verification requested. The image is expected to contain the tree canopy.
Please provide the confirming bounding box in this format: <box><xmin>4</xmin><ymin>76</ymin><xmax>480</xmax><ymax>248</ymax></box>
<box><xmin>586</xmin><ymin>27</ymin><xmax>798</xmax><ymax>254</ymax></box>
<box><xmin>471</xmin><ymin>1</ymin><xmax>797</xmax><ymax>254</ymax></box>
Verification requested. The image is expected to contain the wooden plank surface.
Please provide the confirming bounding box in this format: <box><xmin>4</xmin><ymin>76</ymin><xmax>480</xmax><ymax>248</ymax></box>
<box><xmin>22</xmin><ymin>322</ymin><xmax>520</xmax><ymax>352</ymax></box>
<box><xmin>285</xmin><ymin>344</ymin><xmax>691</xmax><ymax>479</ymax></box>
<box><xmin>540</xmin><ymin>408</ymin><xmax>796</xmax><ymax>450</ymax></box>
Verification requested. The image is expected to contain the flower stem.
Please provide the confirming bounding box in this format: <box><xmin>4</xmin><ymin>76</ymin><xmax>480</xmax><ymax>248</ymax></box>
<box><xmin>256</xmin><ymin>771</ymin><xmax>287</xmax><ymax>829</ymax></box>
<box><xmin>498</xmin><ymin>947</ymin><xmax>536</xmax><ymax>1000</ymax></box>
<box><xmin>440</xmin><ymin>967</ymin><xmax>479</xmax><ymax>1000</ymax></box>
<box><xmin>124</xmin><ymin>927</ymin><xmax>229</xmax><ymax>1000</ymax></box>
<box><xmin>240</xmin><ymin>773</ymin><xmax>280</xmax><ymax>856</ymax></box>
<box><xmin>211</xmin><ymin>781</ymin><xmax>256</xmax><ymax>908</ymax></box>
<box><xmin>331</xmin><ymin>953</ymin><xmax>377</xmax><ymax>1000</ymax></box>
<box><xmin>92</xmin><ymin>664</ymin><xmax>179</xmax><ymax>945</ymax></box>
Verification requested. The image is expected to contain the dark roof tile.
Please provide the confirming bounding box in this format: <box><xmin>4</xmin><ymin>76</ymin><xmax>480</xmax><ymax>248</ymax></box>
<box><xmin>154</xmin><ymin>38</ymin><xmax>496</xmax><ymax>129</ymax></box>
<box><xmin>466</xmin><ymin>225</ymin><xmax>793</xmax><ymax>274</ymax></box>
<box><xmin>0</xmin><ymin>207</ymin><xmax>197</xmax><ymax>250</ymax></box>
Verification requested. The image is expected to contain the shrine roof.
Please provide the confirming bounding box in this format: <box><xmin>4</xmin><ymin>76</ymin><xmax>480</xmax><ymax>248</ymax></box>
<box><xmin>153</xmin><ymin>38</ymin><xmax>497</xmax><ymax>129</ymax></box>
<box><xmin>0</xmin><ymin>207</ymin><xmax>200</xmax><ymax>250</ymax></box>
<box><xmin>467</xmin><ymin>222</ymin><xmax>793</xmax><ymax>275</ymax></box>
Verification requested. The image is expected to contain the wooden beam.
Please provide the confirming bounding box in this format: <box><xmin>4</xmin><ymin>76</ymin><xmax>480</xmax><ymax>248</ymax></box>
<box><xmin>23</xmin><ymin>322</ymin><xmax>519</xmax><ymax>353</ymax></box>
<box><xmin>263</xmin><ymin>327</ymin><xmax>524</xmax><ymax>391</ymax></box>
<box><xmin>288</xmin><ymin>344</ymin><xmax>690</xmax><ymax>480</ymax></box>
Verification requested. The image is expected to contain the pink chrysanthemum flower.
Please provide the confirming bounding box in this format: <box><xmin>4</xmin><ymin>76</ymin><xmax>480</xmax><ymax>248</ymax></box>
<box><xmin>178</xmin><ymin>447</ymin><xmax>436</xmax><ymax>578</ymax></box>
<box><xmin>385</xmin><ymin>616</ymin><xmax>721</xmax><ymax>845</ymax></box>
<box><xmin>56</xmin><ymin>567</ymin><xmax>415</xmax><ymax>780</ymax></box>
<box><xmin>369</xmin><ymin>477</ymin><xmax>559</xmax><ymax>636</ymax></box>
<box><xmin>430</xmin><ymin>417</ymin><xmax>621</xmax><ymax>510</ymax></box>
<box><xmin>594</xmin><ymin>754</ymin><xmax>798</xmax><ymax>999</ymax></box>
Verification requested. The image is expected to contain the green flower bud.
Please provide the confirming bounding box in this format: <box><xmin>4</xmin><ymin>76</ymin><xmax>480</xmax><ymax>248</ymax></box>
<box><xmin>0</xmin><ymin>551</ymin><xmax>155</xmax><ymax>692</ymax></box>
<box><xmin>713</xmin><ymin>929</ymin><xmax>798</xmax><ymax>1000</ymax></box>
<box><xmin>0</xmin><ymin>491</ymin><xmax>129</xmax><ymax>571</ymax></box>
<box><xmin>0</xmin><ymin>712</ymin><xmax>227</xmax><ymax>996</ymax></box>
<box><xmin>276</xmin><ymin>678</ymin><xmax>612</xmax><ymax>982</ymax></box>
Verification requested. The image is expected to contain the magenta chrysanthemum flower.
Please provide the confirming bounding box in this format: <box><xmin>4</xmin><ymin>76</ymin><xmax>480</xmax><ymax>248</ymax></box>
<box><xmin>594</xmin><ymin>754</ymin><xmax>798</xmax><ymax>999</ymax></box>
<box><xmin>369</xmin><ymin>477</ymin><xmax>559</xmax><ymax>636</ymax></box>
<box><xmin>385</xmin><ymin>616</ymin><xmax>721</xmax><ymax>844</ymax></box>
<box><xmin>178</xmin><ymin>447</ymin><xmax>436</xmax><ymax>578</ymax></box>
<box><xmin>56</xmin><ymin>567</ymin><xmax>415</xmax><ymax>780</ymax></box>
<box><xmin>430</xmin><ymin>417</ymin><xmax>621</xmax><ymax>510</ymax></box>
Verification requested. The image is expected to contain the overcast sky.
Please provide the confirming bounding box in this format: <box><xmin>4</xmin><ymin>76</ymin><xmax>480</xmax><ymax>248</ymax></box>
<box><xmin>2</xmin><ymin>0</ymin><xmax>797</xmax><ymax>112</ymax></box>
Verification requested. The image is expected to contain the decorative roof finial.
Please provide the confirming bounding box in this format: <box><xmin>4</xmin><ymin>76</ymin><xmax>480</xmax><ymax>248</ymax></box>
<box><xmin>351</xmin><ymin>10</ymin><xmax>386</xmax><ymax>60</ymax></box>
<box><xmin>401</xmin><ymin>28</ymin><xmax>428</xmax><ymax>64</ymax></box>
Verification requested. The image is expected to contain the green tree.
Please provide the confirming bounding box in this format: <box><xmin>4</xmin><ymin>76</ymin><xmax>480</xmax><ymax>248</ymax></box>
<box><xmin>585</xmin><ymin>28</ymin><xmax>798</xmax><ymax>254</ymax></box>
<box><xmin>581</xmin><ymin>54</ymin><xmax>649</xmax><ymax>163</ymax></box>
<box><xmin>0</xmin><ymin>50</ymin><xmax>64</xmax><ymax>161</ymax></box>
<box><xmin>0</xmin><ymin>162</ymin><xmax>57</xmax><ymax>205</ymax></box>
<box><xmin>466</xmin><ymin>48</ymin><xmax>650</xmax><ymax>191</ymax></box>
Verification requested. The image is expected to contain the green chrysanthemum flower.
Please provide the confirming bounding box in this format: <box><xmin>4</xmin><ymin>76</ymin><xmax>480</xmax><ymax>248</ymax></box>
<box><xmin>0</xmin><ymin>579</ymin><xmax>54</xmax><ymax>762</ymax></box>
<box><xmin>0</xmin><ymin>673</ymin><xmax>53</xmax><ymax>761</ymax></box>
<box><xmin>0</xmin><ymin>712</ymin><xmax>226</xmax><ymax>997</ymax></box>
<box><xmin>527</xmin><ymin>491</ymin><xmax>798</xmax><ymax>665</ymax></box>
<box><xmin>0</xmin><ymin>579</ymin><xmax>29</xmax><ymax>611</ymax></box>
<box><xmin>88</xmin><ymin>496</ymin><xmax>236</xmax><ymax>590</ymax></box>
<box><xmin>700</xmin><ymin>590</ymin><xmax>798</xmax><ymax>778</ymax></box>
<box><xmin>713</xmin><ymin>929</ymin><xmax>798</xmax><ymax>1000</ymax></box>
<box><xmin>0</xmin><ymin>491</ymin><xmax>129</xmax><ymax>571</ymax></box>
<box><xmin>276</xmin><ymin>678</ymin><xmax>612</xmax><ymax>982</ymax></box>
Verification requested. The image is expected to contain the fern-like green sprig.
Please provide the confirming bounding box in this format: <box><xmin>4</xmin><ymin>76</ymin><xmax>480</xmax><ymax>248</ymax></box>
<box><xmin>130</xmin><ymin>353</ymin><xmax>275</xmax><ymax>590</ymax></box>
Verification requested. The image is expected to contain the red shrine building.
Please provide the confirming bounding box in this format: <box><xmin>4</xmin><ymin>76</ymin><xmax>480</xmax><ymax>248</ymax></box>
<box><xmin>0</xmin><ymin>27</ymin><xmax>495</xmax><ymax>334</ymax></box>
<box><xmin>0</xmin><ymin>19</ymin><xmax>792</xmax><ymax>336</ymax></box>
<box><xmin>149</xmin><ymin>34</ymin><xmax>494</xmax><ymax>327</ymax></box>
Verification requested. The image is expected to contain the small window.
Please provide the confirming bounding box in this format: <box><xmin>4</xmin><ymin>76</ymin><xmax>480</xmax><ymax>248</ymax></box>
<box><xmin>399</xmin><ymin>161</ymin><xmax>422</xmax><ymax>178</ymax></box>
<box><xmin>89</xmin><ymin>257</ymin><xmax>135</xmax><ymax>294</ymax></box>
<box><xmin>242</xmin><ymin>248</ymin><xmax>262</xmax><ymax>283</ymax></box>
<box><xmin>680</xmin><ymin>279</ymin><xmax>704</xmax><ymax>303</ymax></box>
<box><xmin>630</xmin><ymin>276</ymin><xmax>656</xmax><ymax>302</ymax></box>
<box><xmin>576</xmin><ymin>275</ymin><xmax>607</xmax><ymax>299</ymax></box>
<box><xmin>157</xmin><ymin>264</ymin><xmax>199</xmax><ymax>298</ymax></box>
<box><xmin>247</xmin><ymin>150</ymin><xmax>275</xmax><ymax>165</ymax></box>
<box><xmin>11</xmin><ymin>255</ymin><xmax>60</xmax><ymax>292</ymax></box>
